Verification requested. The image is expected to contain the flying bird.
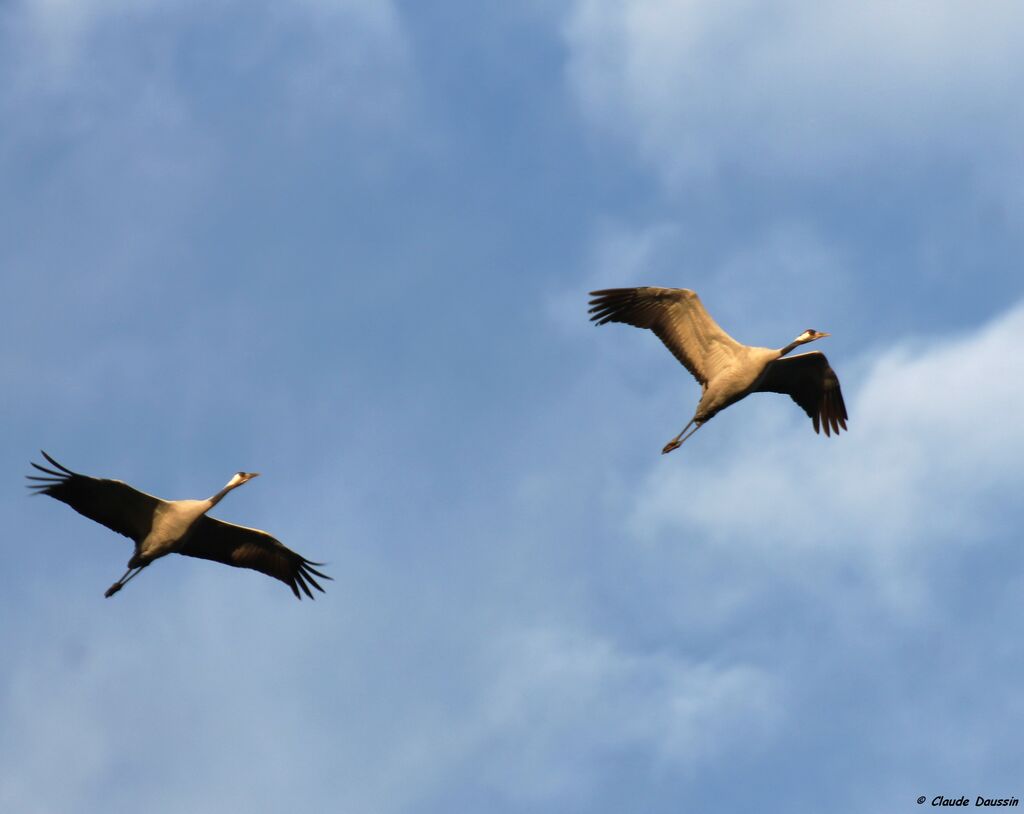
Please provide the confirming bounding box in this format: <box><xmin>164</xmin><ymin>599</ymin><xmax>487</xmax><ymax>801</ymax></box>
<box><xmin>588</xmin><ymin>287</ymin><xmax>847</xmax><ymax>453</ymax></box>
<box><xmin>27</xmin><ymin>452</ymin><xmax>330</xmax><ymax>599</ymax></box>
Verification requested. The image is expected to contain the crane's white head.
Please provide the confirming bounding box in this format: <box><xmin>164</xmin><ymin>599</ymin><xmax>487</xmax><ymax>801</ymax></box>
<box><xmin>795</xmin><ymin>328</ymin><xmax>830</xmax><ymax>345</ymax></box>
<box><xmin>209</xmin><ymin>471</ymin><xmax>261</xmax><ymax>507</ymax></box>
<box><xmin>227</xmin><ymin>471</ymin><xmax>260</xmax><ymax>489</ymax></box>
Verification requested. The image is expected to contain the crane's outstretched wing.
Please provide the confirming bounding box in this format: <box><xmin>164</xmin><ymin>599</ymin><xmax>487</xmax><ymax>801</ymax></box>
<box><xmin>588</xmin><ymin>287</ymin><xmax>744</xmax><ymax>384</ymax></box>
<box><xmin>180</xmin><ymin>516</ymin><xmax>331</xmax><ymax>599</ymax></box>
<box><xmin>27</xmin><ymin>451</ymin><xmax>161</xmax><ymax>543</ymax></box>
<box><xmin>755</xmin><ymin>352</ymin><xmax>848</xmax><ymax>436</ymax></box>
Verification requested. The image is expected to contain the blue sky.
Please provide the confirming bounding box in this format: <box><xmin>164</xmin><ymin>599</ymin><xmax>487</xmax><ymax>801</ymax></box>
<box><xmin>2</xmin><ymin>1</ymin><xmax>1023</xmax><ymax>811</ymax></box>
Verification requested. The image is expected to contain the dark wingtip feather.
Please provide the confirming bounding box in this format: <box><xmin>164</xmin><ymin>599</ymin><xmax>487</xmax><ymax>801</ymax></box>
<box><xmin>300</xmin><ymin>561</ymin><xmax>329</xmax><ymax>592</ymax></box>
<box><xmin>301</xmin><ymin>571</ymin><xmax>325</xmax><ymax>594</ymax></box>
<box><xmin>285</xmin><ymin>558</ymin><xmax>330</xmax><ymax>600</ymax></box>
<box><xmin>304</xmin><ymin>564</ymin><xmax>333</xmax><ymax>582</ymax></box>
<box><xmin>40</xmin><ymin>451</ymin><xmax>76</xmax><ymax>475</ymax></box>
<box><xmin>587</xmin><ymin>288</ymin><xmax>638</xmax><ymax>326</ymax></box>
<box><xmin>815</xmin><ymin>385</ymin><xmax>850</xmax><ymax>438</ymax></box>
<box><xmin>297</xmin><ymin>569</ymin><xmax>318</xmax><ymax>599</ymax></box>
<box><xmin>828</xmin><ymin>390</ymin><xmax>846</xmax><ymax>436</ymax></box>
<box><xmin>27</xmin><ymin>455</ymin><xmax>74</xmax><ymax>496</ymax></box>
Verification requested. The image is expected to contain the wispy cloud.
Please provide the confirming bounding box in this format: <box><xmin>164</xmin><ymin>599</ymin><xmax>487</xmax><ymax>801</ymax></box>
<box><xmin>7</xmin><ymin>0</ymin><xmax>409</xmax><ymax>94</ymax></box>
<box><xmin>563</xmin><ymin>0</ymin><xmax>1024</xmax><ymax>185</ymax></box>
<box><xmin>0</xmin><ymin>0</ymin><xmax>412</xmax><ymax>186</ymax></box>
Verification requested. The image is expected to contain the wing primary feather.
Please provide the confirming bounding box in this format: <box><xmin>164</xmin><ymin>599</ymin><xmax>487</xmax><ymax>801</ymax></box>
<box><xmin>40</xmin><ymin>451</ymin><xmax>77</xmax><ymax>475</ymax></box>
<box><xmin>30</xmin><ymin>462</ymin><xmax>66</xmax><ymax>477</ymax></box>
<box><xmin>299</xmin><ymin>569</ymin><xmax>325</xmax><ymax>594</ymax></box>
<box><xmin>301</xmin><ymin>561</ymin><xmax>332</xmax><ymax>581</ymax></box>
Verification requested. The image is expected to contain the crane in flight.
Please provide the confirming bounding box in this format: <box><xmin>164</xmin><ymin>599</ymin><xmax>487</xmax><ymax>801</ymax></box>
<box><xmin>27</xmin><ymin>452</ymin><xmax>330</xmax><ymax>599</ymax></box>
<box><xmin>588</xmin><ymin>287</ymin><xmax>848</xmax><ymax>453</ymax></box>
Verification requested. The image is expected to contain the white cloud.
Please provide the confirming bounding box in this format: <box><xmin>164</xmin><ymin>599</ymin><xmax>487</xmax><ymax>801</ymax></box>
<box><xmin>471</xmin><ymin>626</ymin><xmax>780</xmax><ymax>801</ymax></box>
<box><xmin>563</xmin><ymin>0</ymin><xmax>1024</xmax><ymax>185</ymax></box>
<box><xmin>290</xmin><ymin>621</ymin><xmax>779</xmax><ymax>808</ymax></box>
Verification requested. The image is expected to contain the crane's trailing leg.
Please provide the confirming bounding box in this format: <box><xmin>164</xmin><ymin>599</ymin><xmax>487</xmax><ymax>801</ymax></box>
<box><xmin>105</xmin><ymin>565</ymin><xmax>146</xmax><ymax>598</ymax></box>
<box><xmin>662</xmin><ymin>420</ymin><xmax>702</xmax><ymax>454</ymax></box>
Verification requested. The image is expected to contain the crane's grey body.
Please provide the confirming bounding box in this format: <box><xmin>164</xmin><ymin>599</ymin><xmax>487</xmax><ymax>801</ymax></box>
<box><xmin>27</xmin><ymin>453</ymin><xmax>330</xmax><ymax>599</ymax></box>
<box><xmin>692</xmin><ymin>344</ymin><xmax>781</xmax><ymax>422</ymax></box>
<box><xmin>135</xmin><ymin>498</ymin><xmax>219</xmax><ymax>564</ymax></box>
<box><xmin>588</xmin><ymin>287</ymin><xmax>847</xmax><ymax>452</ymax></box>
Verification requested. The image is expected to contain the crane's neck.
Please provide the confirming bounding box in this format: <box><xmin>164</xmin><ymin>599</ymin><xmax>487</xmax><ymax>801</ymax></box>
<box><xmin>206</xmin><ymin>473</ymin><xmax>258</xmax><ymax>508</ymax></box>
<box><xmin>778</xmin><ymin>334</ymin><xmax>817</xmax><ymax>358</ymax></box>
<box><xmin>208</xmin><ymin>480</ymin><xmax>242</xmax><ymax>508</ymax></box>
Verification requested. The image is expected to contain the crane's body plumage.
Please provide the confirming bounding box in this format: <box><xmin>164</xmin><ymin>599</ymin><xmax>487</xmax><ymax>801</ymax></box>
<box><xmin>141</xmin><ymin>499</ymin><xmax>214</xmax><ymax>562</ymax></box>
<box><xmin>588</xmin><ymin>286</ymin><xmax>847</xmax><ymax>451</ymax></box>
<box><xmin>27</xmin><ymin>452</ymin><xmax>330</xmax><ymax>599</ymax></box>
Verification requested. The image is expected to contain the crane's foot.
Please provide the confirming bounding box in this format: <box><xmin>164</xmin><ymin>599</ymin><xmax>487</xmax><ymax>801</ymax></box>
<box><xmin>662</xmin><ymin>438</ymin><xmax>682</xmax><ymax>454</ymax></box>
<box><xmin>104</xmin><ymin>583</ymin><xmax>123</xmax><ymax>598</ymax></box>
